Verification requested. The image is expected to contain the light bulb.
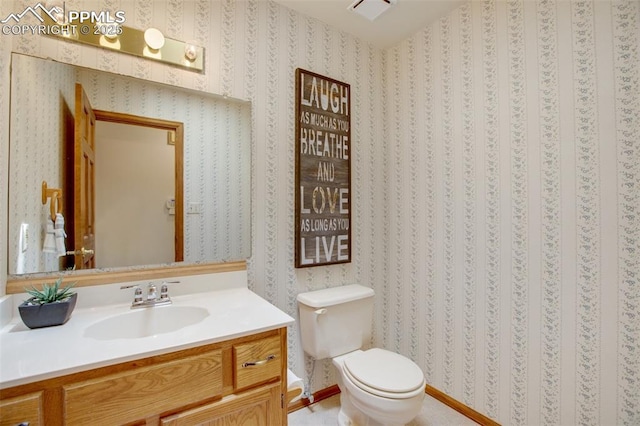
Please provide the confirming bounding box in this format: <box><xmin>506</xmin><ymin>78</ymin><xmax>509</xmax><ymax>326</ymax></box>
<box><xmin>184</xmin><ymin>41</ymin><xmax>198</xmax><ymax>61</ymax></box>
<box><xmin>97</xmin><ymin>22</ymin><xmax>119</xmax><ymax>40</ymax></box>
<box><xmin>144</xmin><ymin>28</ymin><xmax>165</xmax><ymax>50</ymax></box>
<box><xmin>45</xmin><ymin>0</ymin><xmax>66</xmax><ymax>23</ymax></box>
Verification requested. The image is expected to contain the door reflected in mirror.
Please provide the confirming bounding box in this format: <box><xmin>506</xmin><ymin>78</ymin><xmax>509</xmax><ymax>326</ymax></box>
<box><xmin>8</xmin><ymin>53</ymin><xmax>251</xmax><ymax>276</ymax></box>
<box><xmin>92</xmin><ymin>114</ymin><xmax>183</xmax><ymax>269</ymax></box>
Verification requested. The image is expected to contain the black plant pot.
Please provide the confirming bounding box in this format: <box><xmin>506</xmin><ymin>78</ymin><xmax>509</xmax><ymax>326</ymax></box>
<box><xmin>18</xmin><ymin>293</ymin><xmax>78</xmax><ymax>329</ymax></box>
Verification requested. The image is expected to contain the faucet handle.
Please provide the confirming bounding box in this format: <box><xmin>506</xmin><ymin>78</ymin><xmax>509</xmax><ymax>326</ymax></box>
<box><xmin>120</xmin><ymin>284</ymin><xmax>144</xmax><ymax>305</ymax></box>
<box><xmin>159</xmin><ymin>280</ymin><xmax>180</xmax><ymax>300</ymax></box>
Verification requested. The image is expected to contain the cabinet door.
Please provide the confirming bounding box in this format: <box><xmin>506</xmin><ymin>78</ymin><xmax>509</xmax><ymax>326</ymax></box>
<box><xmin>0</xmin><ymin>392</ymin><xmax>43</xmax><ymax>426</ymax></box>
<box><xmin>160</xmin><ymin>383</ymin><xmax>283</xmax><ymax>426</ymax></box>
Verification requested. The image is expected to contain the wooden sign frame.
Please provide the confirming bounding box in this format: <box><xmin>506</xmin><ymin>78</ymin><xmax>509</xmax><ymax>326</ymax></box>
<box><xmin>295</xmin><ymin>68</ymin><xmax>351</xmax><ymax>268</ymax></box>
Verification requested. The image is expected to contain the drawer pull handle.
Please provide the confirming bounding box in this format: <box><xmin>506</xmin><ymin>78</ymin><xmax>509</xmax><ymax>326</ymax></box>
<box><xmin>242</xmin><ymin>354</ymin><xmax>276</xmax><ymax>367</ymax></box>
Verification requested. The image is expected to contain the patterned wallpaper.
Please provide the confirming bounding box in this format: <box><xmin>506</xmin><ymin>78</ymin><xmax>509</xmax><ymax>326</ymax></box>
<box><xmin>0</xmin><ymin>1</ymin><xmax>638</xmax><ymax>425</ymax></box>
<box><xmin>385</xmin><ymin>1</ymin><xmax>639</xmax><ymax>425</ymax></box>
<box><xmin>8</xmin><ymin>55</ymin><xmax>75</xmax><ymax>274</ymax></box>
<box><xmin>0</xmin><ymin>33</ymin><xmax>10</xmax><ymax>291</ymax></box>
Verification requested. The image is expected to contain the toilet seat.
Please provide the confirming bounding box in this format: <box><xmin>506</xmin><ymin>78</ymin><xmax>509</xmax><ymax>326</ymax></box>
<box><xmin>342</xmin><ymin>348</ymin><xmax>425</xmax><ymax>399</ymax></box>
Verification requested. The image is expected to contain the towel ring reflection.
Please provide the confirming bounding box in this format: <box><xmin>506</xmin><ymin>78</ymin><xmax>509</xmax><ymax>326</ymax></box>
<box><xmin>42</xmin><ymin>181</ymin><xmax>63</xmax><ymax>222</ymax></box>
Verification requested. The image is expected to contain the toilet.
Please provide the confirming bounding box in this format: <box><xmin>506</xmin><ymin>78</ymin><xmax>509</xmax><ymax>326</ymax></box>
<box><xmin>297</xmin><ymin>285</ymin><xmax>426</xmax><ymax>426</ymax></box>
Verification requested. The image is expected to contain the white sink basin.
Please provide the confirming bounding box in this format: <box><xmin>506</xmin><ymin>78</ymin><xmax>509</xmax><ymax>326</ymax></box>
<box><xmin>84</xmin><ymin>305</ymin><xmax>210</xmax><ymax>340</ymax></box>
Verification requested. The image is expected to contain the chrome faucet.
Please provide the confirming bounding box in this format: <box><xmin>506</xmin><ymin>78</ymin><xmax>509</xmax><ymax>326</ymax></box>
<box><xmin>121</xmin><ymin>281</ymin><xmax>180</xmax><ymax>309</ymax></box>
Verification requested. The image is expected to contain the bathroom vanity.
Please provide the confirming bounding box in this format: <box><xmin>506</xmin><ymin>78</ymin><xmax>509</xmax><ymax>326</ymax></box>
<box><xmin>0</xmin><ymin>276</ymin><xmax>294</xmax><ymax>425</ymax></box>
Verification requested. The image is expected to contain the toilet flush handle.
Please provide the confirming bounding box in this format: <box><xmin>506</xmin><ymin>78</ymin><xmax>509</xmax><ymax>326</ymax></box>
<box><xmin>314</xmin><ymin>308</ymin><xmax>327</xmax><ymax>315</ymax></box>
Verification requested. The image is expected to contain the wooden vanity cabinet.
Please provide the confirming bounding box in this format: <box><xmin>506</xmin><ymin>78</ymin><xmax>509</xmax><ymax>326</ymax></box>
<box><xmin>0</xmin><ymin>328</ymin><xmax>288</xmax><ymax>426</ymax></box>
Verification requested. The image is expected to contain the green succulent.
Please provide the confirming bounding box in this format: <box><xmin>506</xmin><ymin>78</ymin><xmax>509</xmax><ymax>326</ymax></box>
<box><xmin>24</xmin><ymin>278</ymin><xmax>76</xmax><ymax>305</ymax></box>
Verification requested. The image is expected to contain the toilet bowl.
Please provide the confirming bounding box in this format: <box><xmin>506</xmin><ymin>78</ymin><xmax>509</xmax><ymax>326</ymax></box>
<box><xmin>333</xmin><ymin>349</ymin><xmax>426</xmax><ymax>426</ymax></box>
<box><xmin>297</xmin><ymin>285</ymin><xmax>426</xmax><ymax>426</ymax></box>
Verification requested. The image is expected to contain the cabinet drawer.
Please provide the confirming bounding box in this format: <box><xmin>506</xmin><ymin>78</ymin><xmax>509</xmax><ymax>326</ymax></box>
<box><xmin>233</xmin><ymin>335</ymin><xmax>281</xmax><ymax>391</ymax></box>
<box><xmin>160</xmin><ymin>383</ymin><xmax>282</xmax><ymax>426</ymax></box>
<box><xmin>0</xmin><ymin>391</ymin><xmax>43</xmax><ymax>426</ymax></box>
<box><xmin>64</xmin><ymin>350</ymin><xmax>222</xmax><ymax>425</ymax></box>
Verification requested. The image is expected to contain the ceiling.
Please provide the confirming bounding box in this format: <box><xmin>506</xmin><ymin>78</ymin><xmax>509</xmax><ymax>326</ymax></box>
<box><xmin>271</xmin><ymin>0</ymin><xmax>465</xmax><ymax>49</ymax></box>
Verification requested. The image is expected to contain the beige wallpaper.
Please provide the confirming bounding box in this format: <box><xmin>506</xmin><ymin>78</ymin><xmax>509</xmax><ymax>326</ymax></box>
<box><xmin>385</xmin><ymin>0</ymin><xmax>639</xmax><ymax>424</ymax></box>
<box><xmin>8</xmin><ymin>55</ymin><xmax>75</xmax><ymax>274</ymax></box>
<box><xmin>0</xmin><ymin>31</ymin><xmax>11</xmax><ymax>292</ymax></box>
<box><xmin>1</xmin><ymin>1</ymin><xmax>638</xmax><ymax>425</ymax></box>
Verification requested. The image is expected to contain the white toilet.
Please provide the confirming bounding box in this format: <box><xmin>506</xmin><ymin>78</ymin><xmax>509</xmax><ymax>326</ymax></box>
<box><xmin>297</xmin><ymin>285</ymin><xmax>426</xmax><ymax>426</ymax></box>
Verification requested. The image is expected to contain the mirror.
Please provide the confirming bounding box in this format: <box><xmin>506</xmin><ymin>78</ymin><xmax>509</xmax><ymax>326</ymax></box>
<box><xmin>8</xmin><ymin>53</ymin><xmax>251</xmax><ymax>278</ymax></box>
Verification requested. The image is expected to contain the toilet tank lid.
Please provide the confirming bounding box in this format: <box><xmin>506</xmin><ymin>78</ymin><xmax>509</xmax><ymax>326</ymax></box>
<box><xmin>297</xmin><ymin>284</ymin><xmax>374</xmax><ymax>308</ymax></box>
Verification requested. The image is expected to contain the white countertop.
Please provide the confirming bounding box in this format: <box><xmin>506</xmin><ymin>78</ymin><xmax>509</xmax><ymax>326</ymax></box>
<box><xmin>0</xmin><ymin>285</ymin><xmax>294</xmax><ymax>389</ymax></box>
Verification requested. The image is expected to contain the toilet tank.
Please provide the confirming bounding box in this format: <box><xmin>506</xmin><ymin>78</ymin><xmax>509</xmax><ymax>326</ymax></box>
<box><xmin>297</xmin><ymin>284</ymin><xmax>374</xmax><ymax>360</ymax></box>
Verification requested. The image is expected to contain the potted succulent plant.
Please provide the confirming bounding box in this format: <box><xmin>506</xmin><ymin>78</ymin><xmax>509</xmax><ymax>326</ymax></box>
<box><xmin>19</xmin><ymin>278</ymin><xmax>77</xmax><ymax>329</ymax></box>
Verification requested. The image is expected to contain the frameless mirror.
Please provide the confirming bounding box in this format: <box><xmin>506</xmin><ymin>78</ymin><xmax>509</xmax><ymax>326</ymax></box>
<box><xmin>8</xmin><ymin>53</ymin><xmax>251</xmax><ymax>277</ymax></box>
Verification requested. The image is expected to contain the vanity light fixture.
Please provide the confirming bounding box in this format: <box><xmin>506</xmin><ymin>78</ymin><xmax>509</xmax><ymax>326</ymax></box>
<box><xmin>41</xmin><ymin>15</ymin><xmax>204</xmax><ymax>72</ymax></box>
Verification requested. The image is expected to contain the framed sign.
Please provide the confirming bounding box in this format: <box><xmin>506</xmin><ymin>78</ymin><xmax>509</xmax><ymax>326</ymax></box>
<box><xmin>295</xmin><ymin>68</ymin><xmax>351</xmax><ymax>268</ymax></box>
